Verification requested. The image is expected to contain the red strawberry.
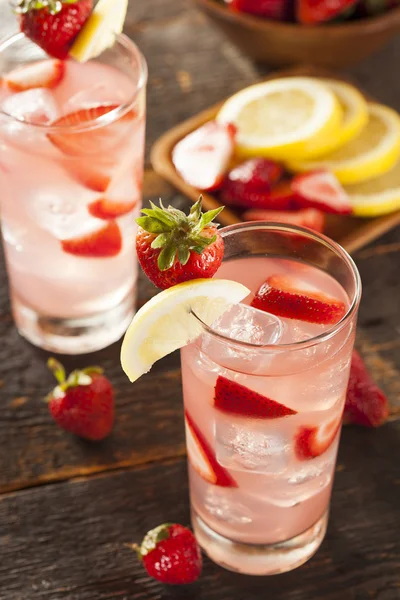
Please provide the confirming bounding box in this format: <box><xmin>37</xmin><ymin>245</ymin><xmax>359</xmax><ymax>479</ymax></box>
<box><xmin>228</xmin><ymin>0</ymin><xmax>290</xmax><ymax>20</ymax></box>
<box><xmin>68</xmin><ymin>163</ymin><xmax>113</xmax><ymax>193</ymax></box>
<box><xmin>2</xmin><ymin>59</ymin><xmax>65</xmax><ymax>92</ymax></box>
<box><xmin>172</xmin><ymin>121</ymin><xmax>236</xmax><ymax>191</ymax></box>
<box><xmin>291</xmin><ymin>170</ymin><xmax>351</xmax><ymax>215</ymax></box>
<box><xmin>344</xmin><ymin>350</ymin><xmax>389</xmax><ymax>427</ymax></box>
<box><xmin>135</xmin><ymin>523</ymin><xmax>202</xmax><ymax>585</ymax></box>
<box><xmin>220</xmin><ymin>158</ymin><xmax>285</xmax><ymax>209</ymax></box>
<box><xmin>136</xmin><ymin>197</ymin><xmax>224</xmax><ymax>290</ymax></box>
<box><xmin>185</xmin><ymin>410</ymin><xmax>237</xmax><ymax>487</ymax></box>
<box><xmin>295</xmin><ymin>417</ymin><xmax>342</xmax><ymax>460</ymax></box>
<box><xmin>46</xmin><ymin>358</ymin><xmax>114</xmax><ymax>441</ymax></box>
<box><xmin>297</xmin><ymin>0</ymin><xmax>358</xmax><ymax>23</ymax></box>
<box><xmin>214</xmin><ymin>376</ymin><xmax>297</xmax><ymax>419</ymax></box>
<box><xmin>251</xmin><ymin>274</ymin><xmax>347</xmax><ymax>325</ymax></box>
<box><xmin>242</xmin><ymin>208</ymin><xmax>325</xmax><ymax>233</ymax></box>
<box><xmin>48</xmin><ymin>105</ymin><xmax>135</xmax><ymax>156</ymax></box>
<box><xmin>18</xmin><ymin>0</ymin><xmax>93</xmax><ymax>60</ymax></box>
<box><xmin>88</xmin><ymin>198</ymin><xmax>136</xmax><ymax>219</ymax></box>
<box><xmin>61</xmin><ymin>220</ymin><xmax>122</xmax><ymax>258</ymax></box>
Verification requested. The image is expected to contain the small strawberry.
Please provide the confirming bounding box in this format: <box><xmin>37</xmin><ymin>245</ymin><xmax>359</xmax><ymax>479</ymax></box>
<box><xmin>16</xmin><ymin>0</ymin><xmax>93</xmax><ymax>60</ymax></box>
<box><xmin>46</xmin><ymin>358</ymin><xmax>114</xmax><ymax>441</ymax></box>
<box><xmin>227</xmin><ymin>0</ymin><xmax>290</xmax><ymax>20</ymax></box>
<box><xmin>136</xmin><ymin>197</ymin><xmax>224</xmax><ymax>290</ymax></box>
<box><xmin>185</xmin><ymin>410</ymin><xmax>237</xmax><ymax>487</ymax></box>
<box><xmin>291</xmin><ymin>170</ymin><xmax>352</xmax><ymax>215</ymax></box>
<box><xmin>242</xmin><ymin>207</ymin><xmax>325</xmax><ymax>233</ymax></box>
<box><xmin>297</xmin><ymin>0</ymin><xmax>358</xmax><ymax>24</ymax></box>
<box><xmin>61</xmin><ymin>220</ymin><xmax>122</xmax><ymax>258</ymax></box>
<box><xmin>88</xmin><ymin>198</ymin><xmax>136</xmax><ymax>219</ymax></box>
<box><xmin>214</xmin><ymin>376</ymin><xmax>297</xmax><ymax>419</ymax></box>
<box><xmin>344</xmin><ymin>350</ymin><xmax>389</xmax><ymax>427</ymax></box>
<box><xmin>220</xmin><ymin>158</ymin><xmax>285</xmax><ymax>209</ymax></box>
<box><xmin>134</xmin><ymin>523</ymin><xmax>202</xmax><ymax>585</ymax></box>
<box><xmin>295</xmin><ymin>417</ymin><xmax>341</xmax><ymax>460</ymax></box>
<box><xmin>172</xmin><ymin>121</ymin><xmax>236</xmax><ymax>191</ymax></box>
<box><xmin>2</xmin><ymin>59</ymin><xmax>65</xmax><ymax>92</ymax></box>
<box><xmin>251</xmin><ymin>274</ymin><xmax>347</xmax><ymax>325</ymax></box>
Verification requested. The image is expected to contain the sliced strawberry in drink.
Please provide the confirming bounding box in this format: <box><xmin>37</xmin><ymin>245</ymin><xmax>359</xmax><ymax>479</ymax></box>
<box><xmin>88</xmin><ymin>198</ymin><xmax>136</xmax><ymax>219</ymax></box>
<box><xmin>292</xmin><ymin>170</ymin><xmax>352</xmax><ymax>215</ymax></box>
<box><xmin>220</xmin><ymin>158</ymin><xmax>285</xmax><ymax>209</ymax></box>
<box><xmin>344</xmin><ymin>350</ymin><xmax>389</xmax><ymax>427</ymax></box>
<box><xmin>214</xmin><ymin>376</ymin><xmax>296</xmax><ymax>419</ymax></box>
<box><xmin>61</xmin><ymin>220</ymin><xmax>122</xmax><ymax>258</ymax></box>
<box><xmin>243</xmin><ymin>208</ymin><xmax>325</xmax><ymax>233</ymax></box>
<box><xmin>48</xmin><ymin>104</ymin><xmax>135</xmax><ymax>156</ymax></box>
<box><xmin>69</xmin><ymin>163</ymin><xmax>113</xmax><ymax>192</ymax></box>
<box><xmin>172</xmin><ymin>121</ymin><xmax>236</xmax><ymax>191</ymax></box>
<box><xmin>185</xmin><ymin>410</ymin><xmax>237</xmax><ymax>487</ymax></box>
<box><xmin>2</xmin><ymin>59</ymin><xmax>65</xmax><ymax>92</ymax></box>
<box><xmin>251</xmin><ymin>275</ymin><xmax>347</xmax><ymax>325</ymax></box>
<box><xmin>295</xmin><ymin>417</ymin><xmax>342</xmax><ymax>460</ymax></box>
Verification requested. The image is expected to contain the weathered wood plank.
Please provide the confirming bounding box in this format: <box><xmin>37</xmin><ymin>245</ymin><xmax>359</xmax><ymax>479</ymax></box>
<box><xmin>0</xmin><ymin>420</ymin><xmax>399</xmax><ymax>600</ymax></box>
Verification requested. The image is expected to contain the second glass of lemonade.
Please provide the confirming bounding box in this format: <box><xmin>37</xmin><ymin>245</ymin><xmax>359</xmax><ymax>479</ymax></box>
<box><xmin>181</xmin><ymin>223</ymin><xmax>361</xmax><ymax>575</ymax></box>
<box><xmin>0</xmin><ymin>33</ymin><xmax>147</xmax><ymax>354</ymax></box>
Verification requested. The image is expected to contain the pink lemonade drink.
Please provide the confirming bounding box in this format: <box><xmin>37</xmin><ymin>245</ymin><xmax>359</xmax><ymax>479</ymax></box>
<box><xmin>181</xmin><ymin>223</ymin><xmax>361</xmax><ymax>575</ymax></box>
<box><xmin>0</xmin><ymin>33</ymin><xmax>147</xmax><ymax>354</ymax></box>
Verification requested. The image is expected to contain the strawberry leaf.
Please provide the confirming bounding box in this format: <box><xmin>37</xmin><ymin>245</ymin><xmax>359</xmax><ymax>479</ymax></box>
<box><xmin>136</xmin><ymin>217</ymin><xmax>171</xmax><ymax>234</ymax></box>
<box><xmin>158</xmin><ymin>243</ymin><xmax>177</xmax><ymax>271</ymax></box>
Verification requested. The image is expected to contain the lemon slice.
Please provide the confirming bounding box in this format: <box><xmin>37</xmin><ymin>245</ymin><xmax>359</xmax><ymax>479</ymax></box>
<box><xmin>121</xmin><ymin>279</ymin><xmax>250</xmax><ymax>383</ymax></box>
<box><xmin>69</xmin><ymin>0</ymin><xmax>129</xmax><ymax>63</ymax></box>
<box><xmin>311</xmin><ymin>79</ymin><xmax>368</xmax><ymax>156</ymax></box>
<box><xmin>345</xmin><ymin>157</ymin><xmax>400</xmax><ymax>217</ymax></box>
<box><xmin>216</xmin><ymin>77</ymin><xmax>342</xmax><ymax>161</ymax></box>
<box><xmin>288</xmin><ymin>103</ymin><xmax>400</xmax><ymax>185</ymax></box>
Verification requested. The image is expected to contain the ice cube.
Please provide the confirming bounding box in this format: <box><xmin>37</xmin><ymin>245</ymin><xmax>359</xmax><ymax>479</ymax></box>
<box><xmin>216</xmin><ymin>420</ymin><xmax>291</xmax><ymax>475</ymax></box>
<box><xmin>204</xmin><ymin>487</ymin><xmax>253</xmax><ymax>525</ymax></box>
<box><xmin>63</xmin><ymin>84</ymin><xmax>129</xmax><ymax>113</ymax></box>
<box><xmin>2</xmin><ymin>89</ymin><xmax>59</xmax><ymax>125</ymax></box>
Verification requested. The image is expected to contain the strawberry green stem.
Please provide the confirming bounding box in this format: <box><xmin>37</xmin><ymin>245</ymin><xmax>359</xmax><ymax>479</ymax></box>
<box><xmin>47</xmin><ymin>358</ymin><xmax>66</xmax><ymax>385</ymax></box>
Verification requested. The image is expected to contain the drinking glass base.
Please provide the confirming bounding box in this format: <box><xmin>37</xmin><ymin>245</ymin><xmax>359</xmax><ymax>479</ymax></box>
<box><xmin>12</xmin><ymin>292</ymin><xmax>135</xmax><ymax>355</ymax></box>
<box><xmin>192</xmin><ymin>507</ymin><xmax>328</xmax><ymax>576</ymax></box>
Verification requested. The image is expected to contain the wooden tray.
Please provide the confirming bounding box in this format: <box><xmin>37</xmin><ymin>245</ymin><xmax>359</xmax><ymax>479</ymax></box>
<box><xmin>151</xmin><ymin>67</ymin><xmax>400</xmax><ymax>255</ymax></box>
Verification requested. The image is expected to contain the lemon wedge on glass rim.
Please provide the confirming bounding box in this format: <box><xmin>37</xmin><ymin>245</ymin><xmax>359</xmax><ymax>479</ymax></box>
<box><xmin>121</xmin><ymin>279</ymin><xmax>250</xmax><ymax>383</ymax></box>
<box><xmin>216</xmin><ymin>77</ymin><xmax>343</xmax><ymax>161</ymax></box>
<box><xmin>69</xmin><ymin>0</ymin><xmax>128</xmax><ymax>63</ymax></box>
<box><xmin>288</xmin><ymin>103</ymin><xmax>400</xmax><ymax>184</ymax></box>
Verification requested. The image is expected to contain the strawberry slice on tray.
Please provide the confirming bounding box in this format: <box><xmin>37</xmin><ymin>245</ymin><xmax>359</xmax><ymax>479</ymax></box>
<box><xmin>172</xmin><ymin>121</ymin><xmax>236</xmax><ymax>191</ymax></box>
<box><xmin>220</xmin><ymin>158</ymin><xmax>285</xmax><ymax>209</ymax></box>
<box><xmin>185</xmin><ymin>410</ymin><xmax>237</xmax><ymax>488</ymax></box>
<box><xmin>242</xmin><ymin>208</ymin><xmax>325</xmax><ymax>233</ymax></box>
<box><xmin>2</xmin><ymin>59</ymin><xmax>65</xmax><ymax>92</ymax></box>
<box><xmin>61</xmin><ymin>220</ymin><xmax>122</xmax><ymax>257</ymax></box>
<box><xmin>295</xmin><ymin>417</ymin><xmax>342</xmax><ymax>460</ymax></box>
<box><xmin>214</xmin><ymin>376</ymin><xmax>297</xmax><ymax>419</ymax></box>
<box><xmin>297</xmin><ymin>0</ymin><xmax>358</xmax><ymax>24</ymax></box>
<box><xmin>229</xmin><ymin>0</ymin><xmax>290</xmax><ymax>20</ymax></box>
<box><xmin>251</xmin><ymin>275</ymin><xmax>347</xmax><ymax>325</ymax></box>
<box><xmin>291</xmin><ymin>170</ymin><xmax>352</xmax><ymax>215</ymax></box>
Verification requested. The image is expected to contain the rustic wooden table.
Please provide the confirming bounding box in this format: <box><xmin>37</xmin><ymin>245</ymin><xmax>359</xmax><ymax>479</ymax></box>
<box><xmin>0</xmin><ymin>1</ymin><xmax>400</xmax><ymax>599</ymax></box>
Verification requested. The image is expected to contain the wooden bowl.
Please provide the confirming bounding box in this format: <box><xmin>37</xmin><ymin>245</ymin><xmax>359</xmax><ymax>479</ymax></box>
<box><xmin>195</xmin><ymin>0</ymin><xmax>400</xmax><ymax>69</ymax></box>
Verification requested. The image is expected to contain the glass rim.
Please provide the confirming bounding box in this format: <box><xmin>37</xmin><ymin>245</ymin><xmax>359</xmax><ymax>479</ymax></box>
<box><xmin>0</xmin><ymin>32</ymin><xmax>148</xmax><ymax>132</ymax></box>
<box><xmin>192</xmin><ymin>221</ymin><xmax>362</xmax><ymax>352</ymax></box>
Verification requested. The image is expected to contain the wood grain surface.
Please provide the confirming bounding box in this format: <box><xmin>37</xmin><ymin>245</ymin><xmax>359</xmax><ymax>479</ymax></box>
<box><xmin>0</xmin><ymin>0</ymin><xmax>399</xmax><ymax>598</ymax></box>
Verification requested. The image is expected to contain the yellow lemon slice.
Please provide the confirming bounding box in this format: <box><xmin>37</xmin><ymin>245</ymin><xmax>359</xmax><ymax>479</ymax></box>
<box><xmin>216</xmin><ymin>77</ymin><xmax>342</xmax><ymax>161</ymax></box>
<box><xmin>311</xmin><ymin>79</ymin><xmax>368</xmax><ymax>156</ymax></box>
<box><xmin>345</xmin><ymin>157</ymin><xmax>400</xmax><ymax>217</ymax></box>
<box><xmin>288</xmin><ymin>103</ymin><xmax>400</xmax><ymax>185</ymax></box>
<box><xmin>120</xmin><ymin>279</ymin><xmax>250</xmax><ymax>383</ymax></box>
<box><xmin>70</xmin><ymin>0</ymin><xmax>129</xmax><ymax>63</ymax></box>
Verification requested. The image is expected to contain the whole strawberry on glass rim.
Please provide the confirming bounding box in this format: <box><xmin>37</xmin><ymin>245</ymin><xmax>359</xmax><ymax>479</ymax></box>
<box><xmin>136</xmin><ymin>197</ymin><xmax>225</xmax><ymax>290</ymax></box>
<box><xmin>131</xmin><ymin>522</ymin><xmax>202</xmax><ymax>585</ymax></box>
<box><xmin>46</xmin><ymin>358</ymin><xmax>114</xmax><ymax>441</ymax></box>
<box><xmin>14</xmin><ymin>0</ymin><xmax>93</xmax><ymax>59</ymax></box>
